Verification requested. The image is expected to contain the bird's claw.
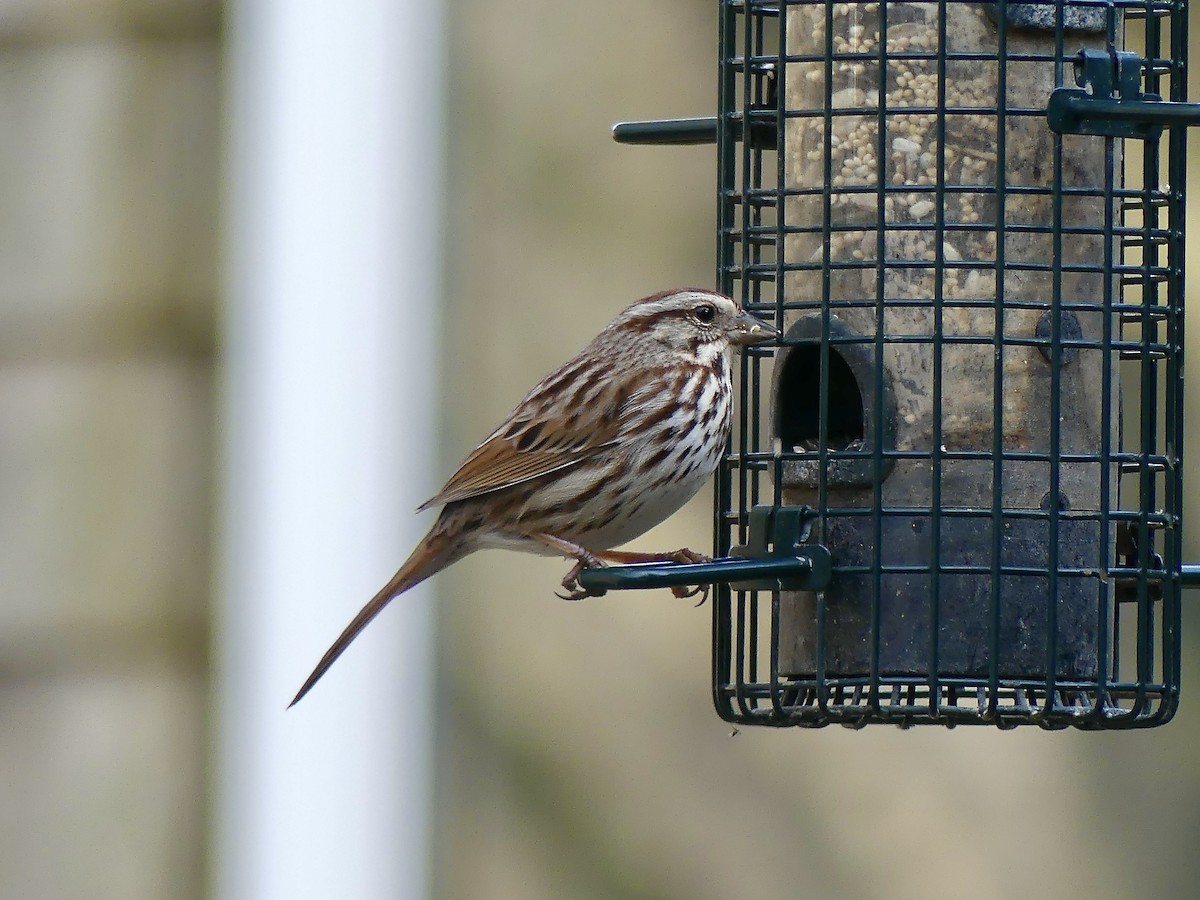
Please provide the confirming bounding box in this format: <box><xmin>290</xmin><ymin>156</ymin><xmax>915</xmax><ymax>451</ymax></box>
<box><xmin>670</xmin><ymin>582</ymin><xmax>711</xmax><ymax>606</ymax></box>
<box><xmin>556</xmin><ymin>586</ymin><xmax>606</xmax><ymax>601</ymax></box>
<box><xmin>557</xmin><ymin>556</ymin><xmax>607</xmax><ymax>602</ymax></box>
<box><xmin>555</xmin><ymin>547</ymin><xmax>712</xmax><ymax>603</ymax></box>
<box><xmin>668</xmin><ymin>548</ymin><xmax>711</xmax><ymax>606</ymax></box>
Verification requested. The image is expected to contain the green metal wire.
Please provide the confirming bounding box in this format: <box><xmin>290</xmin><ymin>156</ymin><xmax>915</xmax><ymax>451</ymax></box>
<box><xmin>709</xmin><ymin>0</ymin><xmax>1187</xmax><ymax>729</ymax></box>
<box><xmin>608</xmin><ymin>0</ymin><xmax>1191</xmax><ymax>729</ymax></box>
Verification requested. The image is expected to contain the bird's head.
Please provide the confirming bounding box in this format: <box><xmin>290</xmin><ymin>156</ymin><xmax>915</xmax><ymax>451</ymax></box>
<box><xmin>611</xmin><ymin>288</ymin><xmax>778</xmax><ymax>364</ymax></box>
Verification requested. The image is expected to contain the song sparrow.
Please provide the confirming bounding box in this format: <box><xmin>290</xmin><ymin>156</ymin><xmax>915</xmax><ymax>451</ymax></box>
<box><xmin>291</xmin><ymin>288</ymin><xmax>777</xmax><ymax>705</ymax></box>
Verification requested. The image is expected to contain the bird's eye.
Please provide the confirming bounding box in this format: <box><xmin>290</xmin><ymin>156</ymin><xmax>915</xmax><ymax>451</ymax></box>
<box><xmin>693</xmin><ymin>304</ymin><xmax>716</xmax><ymax>324</ymax></box>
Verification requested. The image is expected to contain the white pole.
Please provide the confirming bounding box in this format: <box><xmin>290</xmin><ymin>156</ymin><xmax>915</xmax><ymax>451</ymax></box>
<box><xmin>216</xmin><ymin>1</ymin><xmax>442</xmax><ymax>898</ymax></box>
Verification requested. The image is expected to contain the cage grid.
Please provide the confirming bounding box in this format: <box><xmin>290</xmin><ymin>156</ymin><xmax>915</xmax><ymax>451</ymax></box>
<box><xmin>711</xmin><ymin>0</ymin><xmax>1187</xmax><ymax>728</ymax></box>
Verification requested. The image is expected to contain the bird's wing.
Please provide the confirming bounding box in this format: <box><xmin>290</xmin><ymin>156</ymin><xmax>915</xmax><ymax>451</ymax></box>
<box><xmin>417</xmin><ymin>376</ymin><xmax>631</xmax><ymax>511</ymax></box>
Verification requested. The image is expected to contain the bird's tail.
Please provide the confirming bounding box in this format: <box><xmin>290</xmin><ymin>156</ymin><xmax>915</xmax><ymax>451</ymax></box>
<box><xmin>289</xmin><ymin>527</ymin><xmax>457</xmax><ymax>707</ymax></box>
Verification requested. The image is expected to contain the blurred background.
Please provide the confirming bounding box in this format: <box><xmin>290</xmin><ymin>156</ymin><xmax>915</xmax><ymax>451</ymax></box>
<box><xmin>3</xmin><ymin>1</ymin><xmax>1200</xmax><ymax>898</ymax></box>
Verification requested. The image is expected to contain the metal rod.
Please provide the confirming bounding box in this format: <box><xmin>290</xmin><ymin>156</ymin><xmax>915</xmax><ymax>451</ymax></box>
<box><xmin>577</xmin><ymin>556</ymin><xmax>813</xmax><ymax>592</ymax></box>
<box><xmin>1048</xmin><ymin>90</ymin><xmax>1200</xmax><ymax>135</ymax></box>
<box><xmin>1179</xmin><ymin>565</ymin><xmax>1200</xmax><ymax>588</ymax></box>
<box><xmin>612</xmin><ymin>116</ymin><xmax>777</xmax><ymax>148</ymax></box>
<box><xmin>1066</xmin><ymin>96</ymin><xmax>1200</xmax><ymax>125</ymax></box>
<box><xmin>612</xmin><ymin>117</ymin><xmax>720</xmax><ymax>144</ymax></box>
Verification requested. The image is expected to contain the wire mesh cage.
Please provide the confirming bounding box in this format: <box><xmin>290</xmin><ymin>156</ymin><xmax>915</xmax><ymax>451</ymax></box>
<box><xmin>709</xmin><ymin>0</ymin><xmax>1188</xmax><ymax>729</ymax></box>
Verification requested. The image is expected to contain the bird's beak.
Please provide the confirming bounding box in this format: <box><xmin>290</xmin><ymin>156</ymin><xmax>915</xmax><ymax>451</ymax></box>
<box><xmin>728</xmin><ymin>310</ymin><xmax>780</xmax><ymax>346</ymax></box>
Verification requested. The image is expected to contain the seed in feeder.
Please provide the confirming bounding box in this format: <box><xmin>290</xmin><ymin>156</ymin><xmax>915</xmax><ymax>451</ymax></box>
<box><xmin>907</xmin><ymin>196</ymin><xmax>936</xmax><ymax>217</ymax></box>
<box><xmin>831</xmin><ymin>87</ymin><xmax>864</xmax><ymax>108</ymax></box>
<box><xmin>893</xmin><ymin>137</ymin><xmax>922</xmax><ymax>153</ymax></box>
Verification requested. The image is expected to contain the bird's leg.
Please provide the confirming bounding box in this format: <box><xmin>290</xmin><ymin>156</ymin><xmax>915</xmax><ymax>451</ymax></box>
<box><xmin>593</xmin><ymin>547</ymin><xmax>713</xmax><ymax>605</ymax></box>
<box><xmin>595</xmin><ymin>548</ymin><xmax>711</xmax><ymax>565</ymax></box>
<box><xmin>530</xmin><ymin>532</ymin><xmax>609</xmax><ymax>601</ymax></box>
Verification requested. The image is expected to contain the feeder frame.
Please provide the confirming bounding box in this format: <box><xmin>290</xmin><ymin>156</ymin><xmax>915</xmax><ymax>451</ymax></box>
<box><xmin>596</xmin><ymin>0</ymin><xmax>1199</xmax><ymax>730</ymax></box>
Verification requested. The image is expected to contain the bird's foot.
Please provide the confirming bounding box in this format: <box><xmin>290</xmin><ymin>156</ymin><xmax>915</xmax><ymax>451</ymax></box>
<box><xmin>669</xmin><ymin>547</ymin><xmax>711</xmax><ymax>565</ymax></box>
<box><xmin>594</xmin><ymin>546</ymin><xmax>712</xmax><ymax>605</ymax></box>
<box><xmin>670</xmin><ymin>582</ymin><xmax>709</xmax><ymax>605</ymax></box>
<box><xmin>556</xmin><ymin>553</ymin><xmax>608</xmax><ymax>602</ymax></box>
<box><xmin>666</xmin><ymin>548</ymin><xmax>712</xmax><ymax>605</ymax></box>
<box><xmin>529</xmin><ymin>532</ymin><xmax>610</xmax><ymax>601</ymax></box>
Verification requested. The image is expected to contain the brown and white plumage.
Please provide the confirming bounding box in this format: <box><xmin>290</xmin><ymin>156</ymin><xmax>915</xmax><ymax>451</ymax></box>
<box><xmin>290</xmin><ymin>288</ymin><xmax>777</xmax><ymax>705</ymax></box>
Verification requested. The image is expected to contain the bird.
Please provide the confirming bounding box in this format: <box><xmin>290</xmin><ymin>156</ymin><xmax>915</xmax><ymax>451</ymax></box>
<box><xmin>290</xmin><ymin>288</ymin><xmax>778</xmax><ymax>705</ymax></box>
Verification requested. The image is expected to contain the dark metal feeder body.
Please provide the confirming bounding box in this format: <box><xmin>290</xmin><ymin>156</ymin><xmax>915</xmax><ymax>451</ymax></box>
<box><xmin>773</xmin><ymin>4</ymin><xmax>1115</xmax><ymax>684</ymax></box>
<box><xmin>712</xmin><ymin>0</ymin><xmax>1187</xmax><ymax>729</ymax></box>
<box><xmin>607</xmin><ymin>0</ymin><xmax>1192</xmax><ymax>729</ymax></box>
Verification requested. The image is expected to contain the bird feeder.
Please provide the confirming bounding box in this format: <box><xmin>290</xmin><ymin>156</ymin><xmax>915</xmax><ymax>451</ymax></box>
<box><xmin>588</xmin><ymin>0</ymin><xmax>1200</xmax><ymax>729</ymax></box>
